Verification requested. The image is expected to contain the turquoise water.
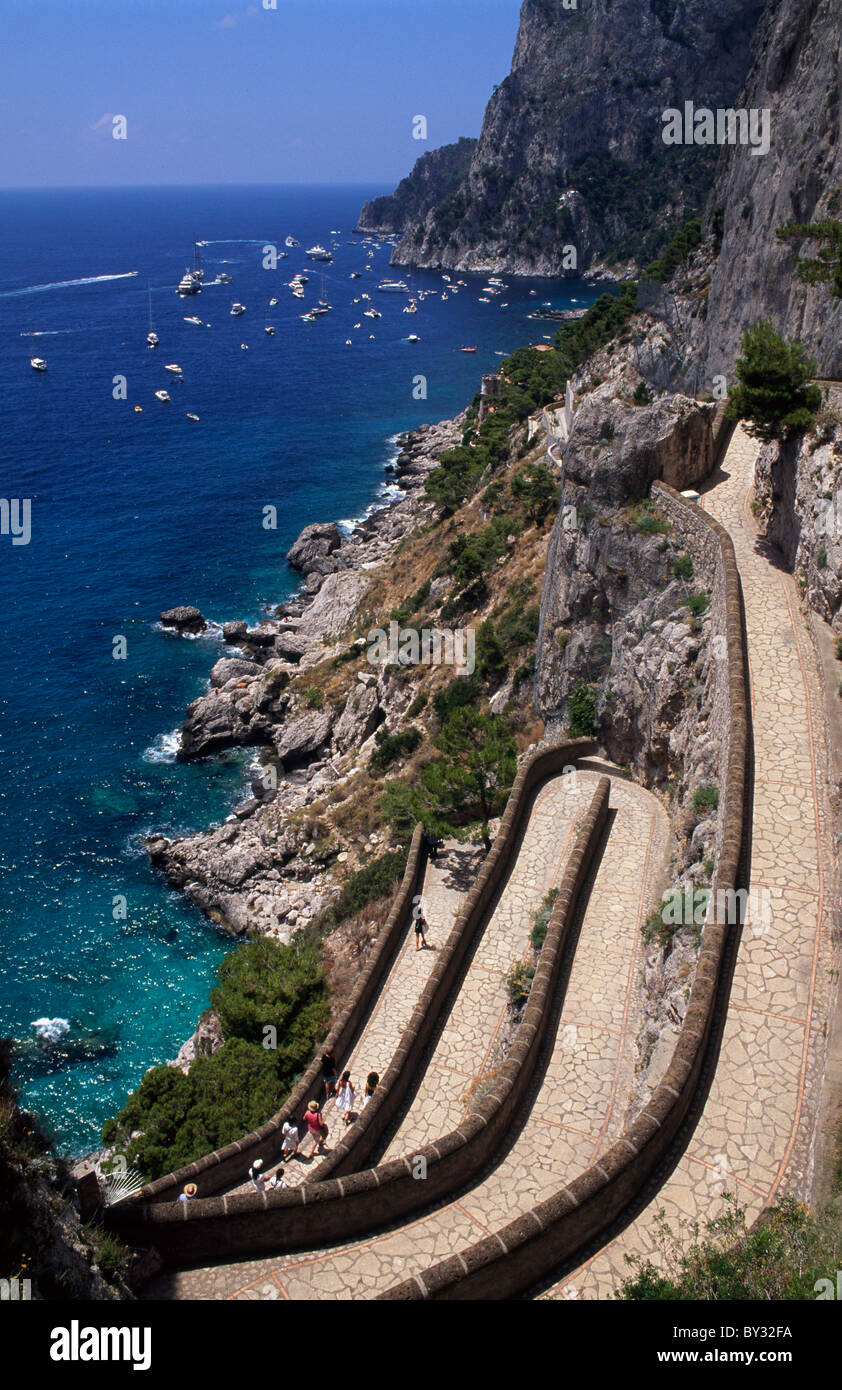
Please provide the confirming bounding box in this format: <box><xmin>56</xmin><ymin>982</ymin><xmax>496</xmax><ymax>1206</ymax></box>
<box><xmin>0</xmin><ymin>184</ymin><xmax>601</xmax><ymax>1153</ymax></box>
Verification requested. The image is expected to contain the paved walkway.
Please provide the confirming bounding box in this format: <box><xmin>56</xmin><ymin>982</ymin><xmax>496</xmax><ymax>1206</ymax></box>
<box><xmin>226</xmin><ymin>842</ymin><xmax>478</xmax><ymax>1193</ymax></box>
<box><xmin>541</xmin><ymin>424</ymin><xmax>836</xmax><ymax>1300</ymax></box>
<box><xmin>145</xmin><ymin>771</ymin><xmax>671</xmax><ymax>1299</ymax></box>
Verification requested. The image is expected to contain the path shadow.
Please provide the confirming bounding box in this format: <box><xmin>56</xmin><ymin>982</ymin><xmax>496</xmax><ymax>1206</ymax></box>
<box><xmin>433</xmin><ymin>843</ymin><xmax>483</xmax><ymax>893</ymax></box>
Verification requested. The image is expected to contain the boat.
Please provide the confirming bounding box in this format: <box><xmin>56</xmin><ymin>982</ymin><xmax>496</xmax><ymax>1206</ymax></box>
<box><xmin>378</xmin><ymin>279</ymin><xmax>409</xmax><ymax>293</ymax></box>
<box><xmin>350</xmin><ymin>271</ymin><xmax>362</xmax><ymax>279</ymax></box>
<box><xmin>186</xmin><ymin>412</ymin><xmax>200</xmax><ymax>421</ymax></box>
<box><xmin>345</xmin><ymin>339</ymin><xmax>352</xmax><ymax>346</ymax></box>
<box><xmin>176</xmin><ymin>269</ymin><xmax>200</xmax><ymax>296</ymax></box>
<box><xmin>183</xmin><ymin>315</ymin><xmax>203</xmax><ymax>326</ymax></box>
<box><xmin>402</xmin><ymin>299</ymin><xmax>418</xmax><ymax>314</ymax></box>
<box><xmin>230</xmin><ymin>302</ymin><xmax>245</xmax><ymax>316</ymax></box>
<box><xmin>155</xmin><ymin>389</ymin><xmax>171</xmax><ymax>401</ymax></box>
<box><xmin>217</xmin><ymin>271</ymin><xmax>233</xmax><ymax>284</ymax></box>
<box><xmin>164</xmin><ymin>363</ymin><xmax>183</xmax><ymax>375</ymax></box>
<box><xmin>291</xmin><ymin>286</ymin><xmax>305</xmax><ymax>299</ymax></box>
<box><xmin>442</xmin><ymin>293</ymin><xmax>449</xmax><ymax>301</ymax></box>
<box><xmin>478</xmin><ymin>296</ymin><xmax>491</xmax><ymax>303</ymax></box>
<box><xmin>133</xmin><ymin>405</ymin><xmax>142</xmax><ymax>412</ymax></box>
<box><xmin>30</xmin><ymin>357</ymin><xmax>47</xmax><ymax>371</ymax></box>
<box><xmin>240</xmin><ymin>343</ymin><xmax>249</xmax><ymax>350</ymax></box>
<box><xmin>265</xmin><ymin>299</ymin><xmax>276</xmax><ymax>334</ymax></box>
<box><xmin>460</xmin><ymin>346</ymin><xmax>477</xmax><ymax>353</ymax></box>
<box><xmin>300</xmin><ymin>312</ymin><xmax>317</xmax><ymax>323</ymax></box>
<box><xmin>305</xmin><ymin>245</ymin><xmax>332</xmax><ymax>261</ymax></box>
<box><xmin>363</xmin><ymin>307</ymin><xmax>381</xmax><ymax>319</ymax></box>
<box><xmin>265</xmin><ymin>325</ymin><xmax>276</xmax><ymax>336</ymax></box>
<box><xmin>488</xmin><ymin>278</ymin><xmax>507</xmax><ymax>288</ymax></box>
<box><xmin>269</xmin><ymin>297</ymin><xmax>278</xmax><ymax>306</ymax></box>
<box><xmin>285</xmin><ymin>236</ymin><xmax>300</xmax><ymax>248</ymax></box>
<box><xmin>407</xmin><ymin>334</ymin><xmax>420</xmax><ymax>342</ymax></box>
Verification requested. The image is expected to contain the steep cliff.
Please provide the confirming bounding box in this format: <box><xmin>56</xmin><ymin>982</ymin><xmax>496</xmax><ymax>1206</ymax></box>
<box><xmin>357</xmin><ymin>137</ymin><xmax>477</xmax><ymax>235</ymax></box>
<box><xmin>698</xmin><ymin>0</ymin><xmax>842</xmax><ymax>382</ymax></box>
<box><xmin>379</xmin><ymin>0</ymin><xmax>764</xmax><ymax>276</ymax></box>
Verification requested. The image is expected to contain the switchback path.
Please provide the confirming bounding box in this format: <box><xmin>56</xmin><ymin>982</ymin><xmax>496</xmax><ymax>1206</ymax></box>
<box><xmin>541</xmin><ymin>423</ymin><xmax>837</xmax><ymax>1300</ymax></box>
<box><xmin>145</xmin><ymin>769</ymin><xmax>670</xmax><ymax>1299</ymax></box>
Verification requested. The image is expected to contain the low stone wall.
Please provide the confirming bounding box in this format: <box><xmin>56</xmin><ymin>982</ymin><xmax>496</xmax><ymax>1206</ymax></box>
<box><xmin>379</xmin><ymin>481</ymin><xmax>749</xmax><ymax>1300</ymax></box>
<box><xmin>105</xmin><ymin>741</ymin><xmax>603</xmax><ymax>1263</ymax></box>
<box><xmin>132</xmin><ymin>823</ymin><xmax>428</xmax><ymax>1206</ymax></box>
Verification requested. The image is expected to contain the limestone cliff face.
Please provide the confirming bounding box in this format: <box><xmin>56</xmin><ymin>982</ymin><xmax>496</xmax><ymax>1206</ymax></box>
<box><xmin>357</xmin><ymin>138</ymin><xmax>477</xmax><ymax>235</ymax></box>
<box><xmin>382</xmin><ymin>0</ymin><xmax>764</xmax><ymax>275</ymax></box>
<box><xmin>699</xmin><ymin>0</ymin><xmax>842</xmax><ymax>380</ymax></box>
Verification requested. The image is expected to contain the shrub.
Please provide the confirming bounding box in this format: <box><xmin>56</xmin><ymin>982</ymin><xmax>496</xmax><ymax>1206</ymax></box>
<box><xmin>567</xmin><ymin>681</ymin><xmax>599</xmax><ymax>737</ymax></box>
<box><xmin>407</xmin><ymin>690</ymin><xmax>429</xmax><ymax>718</ymax></box>
<box><xmin>530</xmin><ymin>889</ymin><xmax>558</xmax><ymax>950</ymax></box>
<box><xmin>686</xmin><ymin>590</ymin><xmax>710</xmax><ymax>614</ymax></box>
<box><xmin>210</xmin><ymin>936</ymin><xmax>329</xmax><ymax>1067</ymax></box>
<box><xmin>432</xmin><ymin>672</ymin><xmax>482</xmax><ymax>724</ymax></box>
<box><xmin>816</xmin><ymin>545</ymin><xmax>828</xmax><ymax>567</ymax></box>
<box><xmin>304</xmin><ymin>686</ymin><xmax>324</xmax><ymax>710</ymax></box>
<box><xmin>671</xmin><ymin>553</ymin><xmax>694</xmax><ymax>580</ymax></box>
<box><xmin>505</xmin><ymin>960</ymin><xmax>535</xmax><ymax>1007</ymax></box>
<box><xmin>632</xmin><ymin>380</ymin><xmax>653</xmax><ymax>406</ymax></box>
<box><xmin>313</xmin><ymin>847</ymin><xmax>410</xmax><ymax>933</ymax></box>
<box><xmin>368</xmin><ymin>726</ymin><xmax>422</xmax><ymax>774</ymax></box>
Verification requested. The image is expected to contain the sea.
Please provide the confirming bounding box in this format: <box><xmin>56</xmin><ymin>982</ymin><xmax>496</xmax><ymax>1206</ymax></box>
<box><xmin>0</xmin><ymin>184</ymin><xmax>604</xmax><ymax>1155</ymax></box>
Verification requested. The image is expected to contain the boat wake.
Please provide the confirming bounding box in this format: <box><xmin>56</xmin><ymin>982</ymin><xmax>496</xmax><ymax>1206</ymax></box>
<box><xmin>0</xmin><ymin>271</ymin><xmax>139</xmax><ymax>299</ymax></box>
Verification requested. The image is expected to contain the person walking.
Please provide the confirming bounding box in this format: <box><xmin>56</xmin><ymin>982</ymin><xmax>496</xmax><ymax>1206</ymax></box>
<box><xmin>248</xmin><ymin>1158</ymin><xmax>268</xmax><ymax>1192</ymax></box>
<box><xmin>178</xmin><ymin>1182</ymin><xmax>198</xmax><ymax>1203</ymax></box>
<box><xmin>335</xmin><ymin>1071</ymin><xmax>355</xmax><ymax>1126</ymax></box>
<box><xmin>320</xmin><ymin>1050</ymin><xmax>337</xmax><ymax>1101</ymax></box>
<box><xmin>281</xmin><ymin>1117</ymin><xmax>299</xmax><ymax>1158</ymax></box>
<box><xmin>414</xmin><ymin>905</ymin><xmax>429</xmax><ymax>951</ymax></box>
<box><xmin>361</xmin><ymin>1071</ymin><xmax>379</xmax><ymax>1109</ymax></box>
<box><xmin>304</xmin><ymin>1100</ymin><xmax>327</xmax><ymax>1154</ymax></box>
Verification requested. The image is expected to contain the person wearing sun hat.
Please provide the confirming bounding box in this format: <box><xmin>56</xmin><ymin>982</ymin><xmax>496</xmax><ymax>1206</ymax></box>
<box><xmin>304</xmin><ymin>1100</ymin><xmax>328</xmax><ymax>1153</ymax></box>
<box><xmin>178</xmin><ymin>1183</ymin><xmax>198</xmax><ymax>1202</ymax></box>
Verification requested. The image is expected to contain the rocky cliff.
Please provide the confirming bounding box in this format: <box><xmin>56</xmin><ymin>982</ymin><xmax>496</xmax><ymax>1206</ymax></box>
<box><xmin>357</xmin><ymin>137</ymin><xmax>477</xmax><ymax>235</ymax></box>
<box><xmin>698</xmin><ymin>0</ymin><xmax>842</xmax><ymax>382</ymax></box>
<box><xmin>378</xmin><ymin>0</ymin><xmax>765</xmax><ymax>276</ymax></box>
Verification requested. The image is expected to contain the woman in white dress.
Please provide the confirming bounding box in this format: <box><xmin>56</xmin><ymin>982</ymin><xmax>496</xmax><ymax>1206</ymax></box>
<box><xmin>335</xmin><ymin>1070</ymin><xmax>355</xmax><ymax>1126</ymax></box>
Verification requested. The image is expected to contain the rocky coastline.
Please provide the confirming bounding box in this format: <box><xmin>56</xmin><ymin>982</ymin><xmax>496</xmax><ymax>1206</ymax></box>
<box><xmin>147</xmin><ymin>413</ymin><xmax>464</xmax><ymax>945</ymax></box>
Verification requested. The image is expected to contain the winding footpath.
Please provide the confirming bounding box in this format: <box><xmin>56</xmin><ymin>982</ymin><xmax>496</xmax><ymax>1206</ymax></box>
<box><xmin>145</xmin><ymin>768</ymin><xmax>670</xmax><ymax>1299</ymax></box>
<box><xmin>541</xmin><ymin>423</ymin><xmax>836</xmax><ymax>1300</ymax></box>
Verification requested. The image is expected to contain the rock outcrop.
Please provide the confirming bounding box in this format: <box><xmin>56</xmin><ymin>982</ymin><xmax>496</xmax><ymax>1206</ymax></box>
<box><xmin>376</xmin><ymin>0</ymin><xmax>764</xmax><ymax>276</ymax></box>
<box><xmin>358</xmin><ymin>137</ymin><xmax>477</xmax><ymax>235</ymax></box>
<box><xmin>159</xmin><ymin>605</ymin><xmax>206</xmax><ymax>635</ymax></box>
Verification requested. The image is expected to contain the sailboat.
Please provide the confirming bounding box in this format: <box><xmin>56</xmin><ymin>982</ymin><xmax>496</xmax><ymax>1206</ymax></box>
<box><xmin>146</xmin><ymin>284</ymin><xmax>158</xmax><ymax>347</ymax></box>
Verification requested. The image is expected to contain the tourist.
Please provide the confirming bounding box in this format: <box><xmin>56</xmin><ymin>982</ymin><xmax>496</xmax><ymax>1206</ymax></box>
<box><xmin>423</xmin><ymin>828</ymin><xmax>438</xmax><ymax>862</ymax></box>
<box><xmin>321</xmin><ymin>1049</ymin><xmax>337</xmax><ymax>1101</ymax></box>
<box><xmin>414</xmin><ymin>906</ymin><xmax>429</xmax><ymax>951</ymax></box>
<box><xmin>281</xmin><ymin>1117</ymin><xmax>299</xmax><ymax>1157</ymax></box>
<box><xmin>178</xmin><ymin>1182</ymin><xmax>198</xmax><ymax>1203</ymax></box>
<box><xmin>361</xmin><ymin>1071</ymin><xmax>379</xmax><ymax>1109</ymax></box>
<box><xmin>304</xmin><ymin>1100</ymin><xmax>328</xmax><ymax>1153</ymax></box>
<box><xmin>335</xmin><ymin>1070</ymin><xmax>355</xmax><ymax>1126</ymax></box>
<box><xmin>248</xmin><ymin>1158</ymin><xmax>268</xmax><ymax>1192</ymax></box>
<box><xmin>267</xmin><ymin>1166</ymin><xmax>287</xmax><ymax>1190</ymax></box>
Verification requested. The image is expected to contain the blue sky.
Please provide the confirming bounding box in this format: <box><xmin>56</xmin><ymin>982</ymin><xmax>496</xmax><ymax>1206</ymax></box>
<box><xmin>0</xmin><ymin>0</ymin><xmax>520</xmax><ymax>188</ymax></box>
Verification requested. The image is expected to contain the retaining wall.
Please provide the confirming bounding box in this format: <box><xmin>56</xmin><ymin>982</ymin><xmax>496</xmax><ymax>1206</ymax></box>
<box><xmin>105</xmin><ymin>741</ymin><xmax>603</xmax><ymax>1263</ymax></box>
<box><xmin>379</xmin><ymin>480</ymin><xmax>750</xmax><ymax>1299</ymax></box>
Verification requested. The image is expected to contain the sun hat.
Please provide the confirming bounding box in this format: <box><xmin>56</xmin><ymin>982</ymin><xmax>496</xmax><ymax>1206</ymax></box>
<box><xmin>184</xmin><ymin>1183</ymin><xmax>198</xmax><ymax>1197</ymax></box>
<box><xmin>252</xmin><ymin>1158</ymin><xmax>263</xmax><ymax>1170</ymax></box>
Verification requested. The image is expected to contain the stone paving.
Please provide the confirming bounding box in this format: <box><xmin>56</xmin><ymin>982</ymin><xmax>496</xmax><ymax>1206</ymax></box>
<box><xmin>226</xmin><ymin>842</ymin><xmax>479</xmax><ymax>1193</ymax></box>
<box><xmin>540</xmin><ymin>424</ymin><xmax>836</xmax><ymax>1300</ymax></box>
<box><xmin>146</xmin><ymin>770</ymin><xmax>671</xmax><ymax>1299</ymax></box>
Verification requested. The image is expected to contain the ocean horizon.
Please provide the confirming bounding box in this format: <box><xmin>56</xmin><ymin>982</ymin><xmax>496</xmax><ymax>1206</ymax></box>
<box><xmin>0</xmin><ymin>182</ymin><xmax>605</xmax><ymax>1155</ymax></box>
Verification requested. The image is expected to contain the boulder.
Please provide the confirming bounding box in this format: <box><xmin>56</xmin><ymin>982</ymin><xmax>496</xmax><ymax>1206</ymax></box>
<box><xmin>160</xmin><ymin>605</ymin><xmax>206</xmax><ymax>635</ymax></box>
<box><xmin>286</xmin><ymin>521</ymin><xmax>343</xmax><ymax>575</ymax></box>
<box><xmin>333</xmin><ymin>684</ymin><xmax>382</xmax><ymax>754</ymax></box>
<box><xmin>209</xmin><ymin>657</ymin><xmax>263</xmax><ymax>688</ymax></box>
<box><xmin>222</xmin><ymin>620</ymin><xmax>248</xmax><ymax>645</ymax></box>
<box><xmin>274</xmin><ymin>708</ymin><xmax>335</xmax><ymax>767</ymax></box>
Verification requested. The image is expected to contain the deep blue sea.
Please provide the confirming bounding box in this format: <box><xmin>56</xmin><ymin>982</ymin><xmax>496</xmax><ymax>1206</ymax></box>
<box><xmin>0</xmin><ymin>184</ymin><xmax>602</xmax><ymax>1155</ymax></box>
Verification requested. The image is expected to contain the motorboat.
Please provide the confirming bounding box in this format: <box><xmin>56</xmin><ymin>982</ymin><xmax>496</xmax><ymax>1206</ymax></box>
<box><xmin>407</xmin><ymin>334</ymin><xmax>420</xmax><ymax>342</ymax></box>
<box><xmin>378</xmin><ymin>280</ymin><xmax>409</xmax><ymax>293</ymax></box>
<box><xmin>363</xmin><ymin>307</ymin><xmax>381</xmax><ymax>318</ymax></box>
<box><xmin>230</xmin><ymin>303</ymin><xmax>246</xmax><ymax>316</ymax></box>
<box><xmin>265</xmin><ymin>324</ymin><xmax>276</xmax><ymax>335</ymax></box>
<box><xmin>164</xmin><ymin>363</ymin><xmax>183</xmax><ymax>375</ymax></box>
<box><xmin>305</xmin><ymin>245</ymin><xmax>332</xmax><ymax>261</ymax></box>
<box><xmin>460</xmin><ymin>346</ymin><xmax>477</xmax><ymax>354</ymax></box>
<box><xmin>133</xmin><ymin>404</ymin><xmax>142</xmax><ymax>412</ymax></box>
<box><xmin>186</xmin><ymin>412</ymin><xmax>200</xmax><ymax>421</ymax></box>
<box><xmin>146</xmin><ymin>283</ymin><xmax>158</xmax><ymax>345</ymax></box>
<box><xmin>184</xmin><ymin>315</ymin><xmax>203</xmax><ymax>325</ymax></box>
<box><xmin>350</xmin><ymin>271</ymin><xmax>362</xmax><ymax>279</ymax></box>
<box><xmin>285</xmin><ymin>236</ymin><xmax>300</xmax><ymax>248</ymax></box>
<box><xmin>217</xmin><ymin>271</ymin><xmax>233</xmax><ymax>284</ymax></box>
<box><xmin>155</xmin><ymin>389</ymin><xmax>171</xmax><ymax>401</ymax></box>
<box><xmin>269</xmin><ymin>297</ymin><xmax>278</xmax><ymax>306</ymax></box>
<box><xmin>300</xmin><ymin>312</ymin><xmax>317</xmax><ymax>323</ymax></box>
<box><xmin>402</xmin><ymin>299</ymin><xmax>418</xmax><ymax>314</ymax></box>
<box><xmin>240</xmin><ymin>343</ymin><xmax>249</xmax><ymax>350</ymax></box>
<box><xmin>30</xmin><ymin>357</ymin><xmax>47</xmax><ymax>371</ymax></box>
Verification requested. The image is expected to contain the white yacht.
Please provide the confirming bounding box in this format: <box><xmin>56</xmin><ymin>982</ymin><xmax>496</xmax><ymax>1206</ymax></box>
<box><xmin>164</xmin><ymin>363</ymin><xmax>183</xmax><ymax>375</ymax></box>
<box><xmin>230</xmin><ymin>302</ymin><xmax>246</xmax><ymax>316</ymax></box>
<box><xmin>217</xmin><ymin>271</ymin><xmax>233</xmax><ymax>284</ymax></box>
<box><xmin>402</xmin><ymin>299</ymin><xmax>418</xmax><ymax>314</ymax></box>
<box><xmin>285</xmin><ymin>236</ymin><xmax>300</xmax><ymax>248</ymax></box>
<box><xmin>30</xmin><ymin>356</ymin><xmax>47</xmax><ymax>372</ymax></box>
<box><xmin>378</xmin><ymin>279</ymin><xmax>409</xmax><ymax>293</ymax></box>
<box><xmin>407</xmin><ymin>334</ymin><xmax>420</xmax><ymax>342</ymax></box>
<box><xmin>155</xmin><ymin>389</ymin><xmax>170</xmax><ymax>402</ymax></box>
<box><xmin>363</xmin><ymin>307</ymin><xmax>381</xmax><ymax>319</ymax></box>
<box><xmin>146</xmin><ymin>284</ymin><xmax>158</xmax><ymax>346</ymax></box>
<box><xmin>305</xmin><ymin>245</ymin><xmax>332</xmax><ymax>261</ymax></box>
<box><xmin>269</xmin><ymin>297</ymin><xmax>278</xmax><ymax>306</ymax></box>
<box><xmin>183</xmin><ymin>315</ymin><xmax>203</xmax><ymax>326</ymax></box>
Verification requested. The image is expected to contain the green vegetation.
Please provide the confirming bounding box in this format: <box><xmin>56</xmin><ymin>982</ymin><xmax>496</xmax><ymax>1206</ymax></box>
<box><xmin>407</xmin><ymin>690</ymin><xmax>429</xmax><ymax>718</ymax></box>
<box><xmin>567</xmin><ymin>680</ymin><xmax>599</xmax><ymax>737</ymax></box>
<box><xmin>530</xmin><ymin>889</ymin><xmax>559</xmax><ymax>950</ymax></box>
<box><xmin>420</xmin><ymin>707</ymin><xmax>517</xmax><ymax>852</ymax></box>
<box><xmin>504</xmin><ymin>959</ymin><xmax>536</xmax><ymax>1008</ymax></box>
<box><xmin>725</xmin><ymin>320</ymin><xmax>821</xmax><ymax>442</ymax></box>
<box><xmin>632</xmin><ymin>381</ymin><xmax>653</xmax><ymax>406</ymax></box>
<box><xmin>312</xmin><ymin>847</ymin><xmax>410</xmax><ymax>930</ymax></box>
<box><xmin>304</xmin><ymin>686</ymin><xmax>325</xmax><ymax>710</ymax></box>
<box><xmin>693</xmin><ymin>783</ymin><xmax>719</xmax><ymax>814</ymax></box>
<box><xmin>425</xmin><ymin>284</ymin><xmax>638</xmax><ymax>514</ymax></box>
<box><xmin>103</xmin><ymin>936</ymin><xmax>331</xmax><ymax>1179</ymax></box>
<box><xmin>630</xmin><ymin>499</ymin><xmax>670</xmax><ymax>535</ymax></box>
<box><xmin>686</xmin><ymin>590</ymin><xmax>710</xmax><ymax>615</ymax></box>
<box><xmin>617</xmin><ymin>1195</ymin><xmax>842</xmax><ymax>1300</ymax></box>
<box><xmin>671</xmin><ymin>553</ymin><xmax>694</xmax><ymax>581</ymax></box>
<box><xmin>644</xmin><ymin>216</ymin><xmax>703</xmax><ymax>282</ymax></box>
<box><xmin>568</xmin><ymin>150</ymin><xmax>715</xmax><ymax>266</ymax></box>
<box><xmin>777</xmin><ymin>217</ymin><xmax>842</xmax><ymax>298</ymax></box>
<box><xmin>368</xmin><ymin>726</ymin><xmax>422</xmax><ymax>774</ymax></box>
<box><xmin>816</xmin><ymin>545</ymin><xmax>828</xmax><ymax>568</ymax></box>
